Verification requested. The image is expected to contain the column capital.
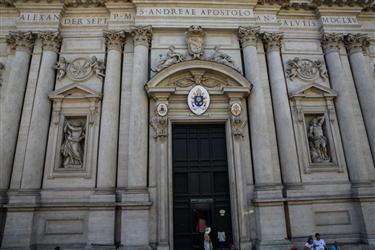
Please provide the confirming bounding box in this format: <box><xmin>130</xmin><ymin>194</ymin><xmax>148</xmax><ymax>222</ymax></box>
<box><xmin>6</xmin><ymin>31</ymin><xmax>35</xmax><ymax>54</ymax></box>
<box><xmin>261</xmin><ymin>32</ymin><xmax>283</xmax><ymax>52</ymax></box>
<box><xmin>321</xmin><ymin>33</ymin><xmax>344</xmax><ymax>54</ymax></box>
<box><xmin>131</xmin><ymin>25</ymin><xmax>152</xmax><ymax>48</ymax></box>
<box><xmin>344</xmin><ymin>33</ymin><xmax>369</xmax><ymax>55</ymax></box>
<box><xmin>238</xmin><ymin>26</ymin><xmax>260</xmax><ymax>48</ymax></box>
<box><xmin>104</xmin><ymin>30</ymin><xmax>126</xmax><ymax>52</ymax></box>
<box><xmin>39</xmin><ymin>32</ymin><xmax>62</xmax><ymax>53</ymax></box>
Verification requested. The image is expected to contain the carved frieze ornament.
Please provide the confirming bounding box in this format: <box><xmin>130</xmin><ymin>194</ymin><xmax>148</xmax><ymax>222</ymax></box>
<box><xmin>344</xmin><ymin>33</ymin><xmax>369</xmax><ymax>54</ymax></box>
<box><xmin>185</xmin><ymin>25</ymin><xmax>206</xmax><ymax>59</ymax></box>
<box><xmin>0</xmin><ymin>62</ymin><xmax>4</xmax><ymax>87</ymax></box>
<box><xmin>153</xmin><ymin>45</ymin><xmax>185</xmax><ymax>72</ymax></box>
<box><xmin>286</xmin><ymin>57</ymin><xmax>328</xmax><ymax>81</ymax></box>
<box><xmin>261</xmin><ymin>32</ymin><xmax>283</xmax><ymax>52</ymax></box>
<box><xmin>132</xmin><ymin>25</ymin><xmax>152</xmax><ymax>47</ymax></box>
<box><xmin>238</xmin><ymin>26</ymin><xmax>260</xmax><ymax>48</ymax></box>
<box><xmin>63</xmin><ymin>0</ymin><xmax>106</xmax><ymax>7</ymax></box>
<box><xmin>54</xmin><ymin>56</ymin><xmax>105</xmax><ymax>81</ymax></box>
<box><xmin>39</xmin><ymin>32</ymin><xmax>62</xmax><ymax>53</ymax></box>
<box><xmin>321</xmin><ymin>33</ymin><xmax>344</xmax><ymax>53</ymax></box>
<box><xmin>6</xmin><ymin>31</ymin><xmax>35</xmax><ymax>53</ymax></box>
<box><xmin>308</xmin><ymin>115</ymin><xmax>330</xmax><ymax>163</ymax></box>
<box><xmin>150</xmin><ymin>105</ymin><xmax>168</xmax><ymax>139</ymax></box>
<box><xmin>209</xmin><ymin>46</ymin><xmax>239</xmax><ymax>72</ymax></box>
<box><xmin>188</xmin><ymin>85</ymin><xmax>210</xmax><ymax>115</ymax></box>
<box><xmin>104</xmin><ymin>30</ymin><xmax>126</xmax><ymax>52</ymax></box>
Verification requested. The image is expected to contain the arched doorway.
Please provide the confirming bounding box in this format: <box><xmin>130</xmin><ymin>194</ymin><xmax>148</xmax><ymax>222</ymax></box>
<box><xmin>145</xmin><ymin>60</ymin><xmax>253</xmax><ymax>250</ymax></box>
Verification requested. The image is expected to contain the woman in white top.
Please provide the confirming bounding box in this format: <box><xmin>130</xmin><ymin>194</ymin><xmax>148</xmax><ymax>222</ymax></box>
<box><xmin>304</xmin><ymin>236</ymin><xmax>314</xmax><ymax>250</ymax></box>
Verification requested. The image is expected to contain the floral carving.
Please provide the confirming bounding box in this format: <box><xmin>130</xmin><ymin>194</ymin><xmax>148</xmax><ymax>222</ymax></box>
<box><xmin>150</xmin><ymin>109</ymin><xmax>168</xmax><ymax>139</ymax></box>
<box><xmin>185</xmin><ymin>25</ymin><xmax>206</xmax><ymax>59</ymax></box>
<box><xmin>261</xmin><ymin>32</ymin><xmax>283</xmax><ymax>52</ymax></box>
<box><xmin>104</xmin><ymin>30</ymin><xmax>126</xmax><ymax>52</ymax></box>
<box><xmin>6</xmin><ymin>31</ymin><xmax>35</xmax><ymax>53</ymax></box>
<box><xmin>238</xmin><ymin>26</ymin><xmax>260</xmax><ymax>48</ymax></box>
<box><xmin>39</xmin><ymin>32</ymin><xmax>62</xmax><ymax>53</ymax></box>
<box><xmin>321</xmin><ymin>33</ymin><xmax>344</xmax><ymax>53</ymax></box>
<box><xmin>132</xmin><ymin>25</ymin><xmax>152</xmax><ymax>47</ymax></box>
<box><xmin>286</xmin><ymin>57</ymin><xmax>328</xmax><ymax>81</ymax></box>
<box><xmin>344</xmin><ymin>33</ymin><xmax>369</xmax><ymax>54</ymax></box>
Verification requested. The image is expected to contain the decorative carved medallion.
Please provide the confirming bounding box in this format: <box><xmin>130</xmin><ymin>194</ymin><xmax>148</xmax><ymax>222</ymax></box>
<box><xmin>156</xmin><ymin>103</ymin><xmax>168</xmax><ymax>117</ymax></box>
<box><xmin>185</xmin><ymin>25</ymin><xmax>206</xmax><ymax>59</ymax></box>
<box><xmin>230</xmin><ymin>103</ymin><xmax>242</xmax><ymax>117</ymax></box>
<box><xmin>54</xmin><ymin>56</ymin><xmax>105</xmax><ymax>82</ymax></box>
<box><xmin>286</xmin><ymin>57</ymin><xmax>328</xmax><ymax>81</ymax></box>
<box><xmin>188</xmin><ymin>85</ymin><xmax>210</xmax><ymax>115</ymax></box>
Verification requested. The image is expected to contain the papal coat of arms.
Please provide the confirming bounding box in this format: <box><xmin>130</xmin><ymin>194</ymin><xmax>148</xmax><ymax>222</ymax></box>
<box><xmin>188</xmin><ymin>85</ymin><xmax>210</xmax><ymax>115</ymax></box>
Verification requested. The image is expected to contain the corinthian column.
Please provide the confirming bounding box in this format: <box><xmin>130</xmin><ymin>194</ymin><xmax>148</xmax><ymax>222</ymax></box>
<box><xmin>344</xmin><ymin>34</ymin><xmax>375</xmax><ymax>161</ymax></box>
<box><xmin>321</xmin><ymin>33</ymin><xmax>373</xmax><ymax>184</ymax></box>
<box><xmin>1</xmin><ymin>31</ymin><xmax>34</xmax><ymax>192</ymax></box>
<box><xmin>238</xmin><ymin>27</ymin><xmax>281</xmax><ymax>187</ymax></box>
<box><xmin>127</xmin><ymin>26</ymin><xmax>152</xmax><ymax>191</ymax></box>
<box><xmin>261</xmin><ymin>32</ymin><xmax>301</xmax><ymax>186</ymax></box>
<box><xmin>21</xmin><ymin>32</ymin><xmax>62</xmax><ymax>190</ymax></box>
<box><xmin>97</xmin><ymin>30</ymin><xmax>125</xmax><ymax>190</ymax></box>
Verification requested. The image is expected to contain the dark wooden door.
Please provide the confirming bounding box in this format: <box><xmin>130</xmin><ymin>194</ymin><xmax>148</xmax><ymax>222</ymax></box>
<box><xmin>172</xmin><ymin>124</ymin><xmax>233</xmax><ymax>250</ymax></box>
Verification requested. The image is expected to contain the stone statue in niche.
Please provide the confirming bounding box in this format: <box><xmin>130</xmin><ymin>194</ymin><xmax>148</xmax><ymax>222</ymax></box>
<box><xmin>89</xmin><ymin>56</ymin><xmax>106</xmax><ymax>79</ymax></box>
<box><xmin>209</xmin><ymin>46</ymin><xmax>238</xmax><ymax>71</ymax></box>
<box><xmin>308</xmin><ymin>116</ymin><xmax>330</xmax><ymax>163</ymax></box>
<box><xmin>153</xmin><ymin>45</ymin><xmax>185</xmax><ymax>72</ymax></box>
<box><xmin>61</xmin><ymin>120</ymin><xmax>85</xmax><ymax>168</ymax></box>
<box><xmin>54</xmin><ymin>56</ymin><xmax>68</xmax><ymax>80</ymax></box>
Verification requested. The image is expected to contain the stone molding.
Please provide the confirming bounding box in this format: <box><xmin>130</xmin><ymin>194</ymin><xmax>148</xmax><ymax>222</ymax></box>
<box><xmin>238</xmin><ymin>26</ymin><xmax>260</xmax><ymax>48</ymax></box>
<box><xmin>6</xmin><ymin>31</ymin><xmax>35</xmax><ymax>54</ymax></box>
<box><xmin>321</xmin><ymin>33</ymin><xmax>344</xmax><ymax>54</ymax></box>
<box><xmin>39</xmin><ymin>32</ymin><xmax>62</xmax><ymax>53</ymax></box>
<box><xmin>261</xmin><ymin>32</ymin><xmax>283</xmax><ymax>52</ymax></box>
<box><xmin>131</xmin><ymin>25</ymin><xmax>152</xmax><ymax>48</ymax></box>
<box><xmin>257</xmin><ymin>0</ymin><xmax>374</xmax><ymax>10</ymax></box>
<box><xmin>103</xmin><ymin>30</ymin><xmax>126</xmax><ymax>52</ymax></box>
<box><xmin>344</xmin><ymin>33</ymin><xmax>369</xmax><ymax>55</ymax></box>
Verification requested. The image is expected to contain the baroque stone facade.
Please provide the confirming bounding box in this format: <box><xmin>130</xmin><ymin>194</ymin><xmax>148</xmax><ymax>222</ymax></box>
<box><xmin>0</xmin><ymin>1</ymin><xmax>375</xmax><ymax>250</ymax></box>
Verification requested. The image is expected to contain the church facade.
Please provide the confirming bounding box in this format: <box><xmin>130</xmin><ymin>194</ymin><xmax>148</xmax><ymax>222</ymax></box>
<box><xmin>0</xmin><ymin>0</ymin><xmax>375</xmax><ymax>249</ymax></box>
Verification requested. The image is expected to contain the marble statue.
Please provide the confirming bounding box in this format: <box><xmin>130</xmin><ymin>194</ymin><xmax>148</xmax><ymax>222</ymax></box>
<box><xmin>209</xmin><ymin>46</ymin><xmax>236</xmax><ymax>69</ymax></box>
<box><xmin>89</xmin><ymin>56</ymin><xmax>106</xmax><ymax>79</ymax></box>
<box><xmin>61</xmin><ymin>121</ymin><xmax>85</xmax><ymax>168</ymax></box>
<box><xmin>308</xmin><ymin>116</ymin><xmax>330</xmax><ymax>163</ymax></box>
<box><xmin>54</xmin><ymin>56</ymin><xmax>68</xmax><ymax>80</ymax></box>
<box><xmin>154</xmin><ymin>45</ymin><xmax>185</xmax><ymax>72</ymax></box>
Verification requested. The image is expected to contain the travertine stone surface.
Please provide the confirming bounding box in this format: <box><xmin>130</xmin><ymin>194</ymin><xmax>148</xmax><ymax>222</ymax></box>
<box><xmin>261</xmin><ymin>32</ymin><xmax>302</xmax><ymax>186</ymax></box>
<box><xmin>97</xmin><ymin>30</ymin><xmax>125</xmax><ymax>190</ymax></box>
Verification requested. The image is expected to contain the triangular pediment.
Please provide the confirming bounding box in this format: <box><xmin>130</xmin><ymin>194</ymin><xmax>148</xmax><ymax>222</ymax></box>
<box><xmin>289</xmin><ymin>83</ymin><xmax>337</xmax><ymax>99</ymax></box>
<box><xmin>49</xmin><ymin>83</ymin><xmax>101</xmax><ymax>100</ymax></box>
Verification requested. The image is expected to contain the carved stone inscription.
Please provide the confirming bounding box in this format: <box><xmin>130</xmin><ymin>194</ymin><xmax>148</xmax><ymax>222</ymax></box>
<box><xmin>61</xmin><ymin>117</ymin><xmax>86</xmax><ymax>169</ymax></box>
<box><xmin>307</xmin><ymin>115</ymin><xmax>330</xmax><ymax>163</ymax></box>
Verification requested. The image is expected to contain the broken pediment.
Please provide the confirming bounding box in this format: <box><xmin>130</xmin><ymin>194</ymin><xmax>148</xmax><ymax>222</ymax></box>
<box><xmin>289</xmin><ymin>83</ymin><xmax>337</xmax><ymax>99</ymax></box>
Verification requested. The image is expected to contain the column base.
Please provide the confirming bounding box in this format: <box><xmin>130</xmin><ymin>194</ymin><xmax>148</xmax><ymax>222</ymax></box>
<box><xmin>156</xmin><ymin>243</ymin><xmax>170</xmax><ymax>250</ymax></box>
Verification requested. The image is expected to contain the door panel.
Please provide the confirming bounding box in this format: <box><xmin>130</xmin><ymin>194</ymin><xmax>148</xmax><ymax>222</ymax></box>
<box><xmin>172</xmin><ymin>124</ymin><xmax>233</xmax><ymax>250</ymax></box>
